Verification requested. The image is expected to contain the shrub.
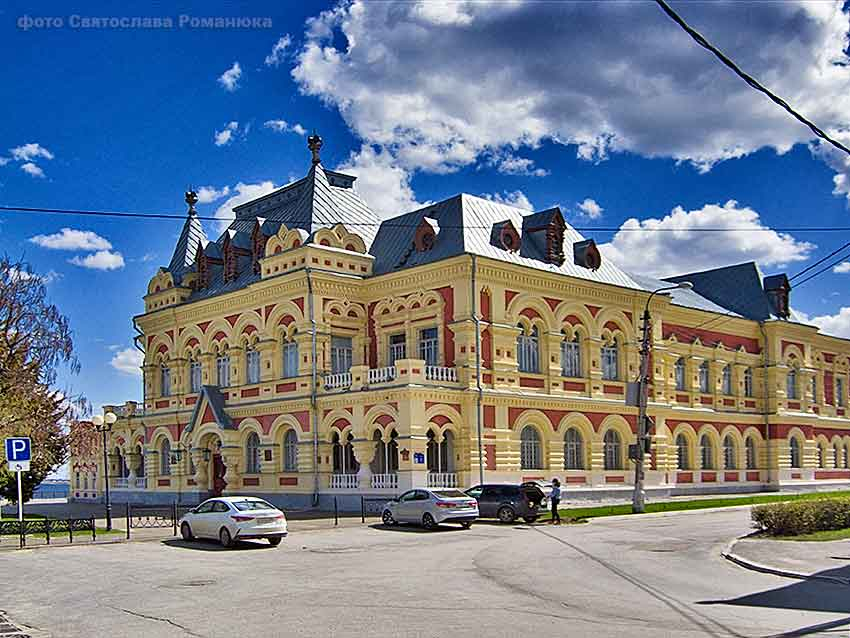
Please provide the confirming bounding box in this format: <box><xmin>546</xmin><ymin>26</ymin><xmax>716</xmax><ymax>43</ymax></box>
<box><xmin>752</xmin><ymin>497</ymin><xmax>850</xmax><ymax>536</ymax></box>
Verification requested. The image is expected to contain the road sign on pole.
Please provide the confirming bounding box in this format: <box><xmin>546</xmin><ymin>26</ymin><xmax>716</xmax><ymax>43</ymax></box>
<box><xmin>5</xmin><ymin>437</ymin><xmax>32</xmax><ymax>522</ymax></box>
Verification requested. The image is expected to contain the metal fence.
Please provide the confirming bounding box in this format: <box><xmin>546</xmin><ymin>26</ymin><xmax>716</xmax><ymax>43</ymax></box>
<box><xmin>0</xmin><ymin>517</ymin><xmax>96</xmax><ymax>548</ymax></box>
<box><xmin>361</xmin><ymin>496</ymin><xmax>390</xmax><ymax>522</ymax></box>
<box><xmin>125</xmin><ymin>503</ymin><xmax>193</xmax><ymax>538</ymax></box>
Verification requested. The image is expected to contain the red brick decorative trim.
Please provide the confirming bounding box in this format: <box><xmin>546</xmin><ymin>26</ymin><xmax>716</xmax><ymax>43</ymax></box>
<box><xmin>724</xmin><ymin>472</ymin><xmax>738</xmax><ymax>482</ymax></box>
<box><xmin>815</xmin><ymin>470</ymin><xmax>850</xmax><ymax>480</ymax></box>
<box><xmin>157</xmin><ymin>479</ymin><xmax>171</xmax><ymax>487</ymax></box>
<box><xmin>676</xmin><ymin>472</ymin><xmax>693</xmax><ymax>483</ymax></box>
<box><xmin>241</xmin><ymin>388</ymin><xmax>260</xmax><ymax>398</ymax></box>
<box><xmin>701</xmin><ymin>472</ymin><xmax>717</xmax><ymax>482</ymax></box>
<box><xmin>519</xmin><ymin>377</ymin><xmax>545</xmax><ymax>388</ymax></box>
<box><xmin>279</xmin><ymin>476</ymin><xmax>298</xmax><ymax>486</ymax></box>
<box><xmin>605</xmin><ymin>475</ymin><xmax>625</xmax><ymax>483</ymax></box>
<box><xmin>243</xmin><ymin>477</ymin><xmax>260</xmax><ymax>486</ymax></box>
<box><xmin>745</xmin><ymin>471</ymin><xmax>760</xmax><ymax>482</ymax></box>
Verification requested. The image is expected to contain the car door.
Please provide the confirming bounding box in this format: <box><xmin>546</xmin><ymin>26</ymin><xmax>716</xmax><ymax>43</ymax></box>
<box><xmin>478</xmin><ymin>486</ymin><xmax>500</xmax><ymax>518</ymax></box>
<box><xmin>190</xmin><ymin>500</ymin><xmax>217</xmax><ymax>538</ymax></box>
<box><xmin>411</xmin><ymin>490</ymin><xmax>432</xmax><ymax>523</ymax></box>
<box><xmin>395</xmin><ymin>490</ymin><xmax>417</xmax><ymax>522</ymax></box>
<box><xmin>209</xmin><ymin>500</ymin><xmax>232</xmax><ymax>536</ymax></box>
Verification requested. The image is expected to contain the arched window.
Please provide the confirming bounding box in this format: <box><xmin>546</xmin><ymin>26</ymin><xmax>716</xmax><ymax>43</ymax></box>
<box><xmin>603</xmin><ymin>430</ymin><xmax>622</xmax><ymax>470</ymax></box>
<box><xmin>332</xmin><ymin>432</ymin><xmax>359</xmax><ymax>474</ymax></box>
<box><xmin>744</xmin><ymin>368</ymin><xmax>754</xmax><ymax>398</ymax></box>
<box><xmin>834</xmin><ymin>443</ymin><xmax>841</xmax><ymax>469</ymax></box>
<box><xmin>440</xmin><ymin>430</ymin><xmax>454</xmax><ymax>473</ymax></box>
<box><xmin>159</xmin><ymin>439</ymin><xmax>171</xmax><ymax>476</ymax></box>
<box><xmin>346</xmin><ymin>432</ymin><xmax>359</xmax><ymax>474</ymax></box>
<box><xmin>564</xmin><ymin>428</ymin><xmax>583</xmax><ymax>470</ymax></box>
<box><xmin>246</xmin><ymin>348</ymin><xmax>261</xmax><ymax>384</ymax></box>
<box><xmin>817</xmin><ymin>443</ymin><xmax>826</xmax><ymax>469</ymax></box>
<box><xmin>789</xmin><ymin>437</ymin><xmax>802</xmax><ymax>468</ymax></box>
<box><xmin>373</xmin><ymin>430</ymin><xmax>399</xmax><ymax>474</ymax></box>
<box><xmin>283</xmin><ymin>429</ymin><xmax>298</xmax><ymax>471</ymax></box>
<box><xmin>136</xmin><ymin>444</ymin><xmax>145</xmax><ymax>478</ymax></box>
<box><xmin>216</xmin><ymin>354</ymin><xmax>230</xmax><ymax>387</ymax></box>
<box><xmin>699</xmin><ymin>434</ymin><xmax>714</xmax><ymax>470</ymax></box>
<box><xmin>698</xmin><ymin>361</ymin><xmax>710</xmax><ymax>393</ymax></box>
<box><xmin>245</xmin><ymin>432</ymin><xmax>261</xmax><ymax>474</ymax></box>
<box><xmin>721</xmin><ymin>365</ymin><xmax>732</xmax><ymax>396</ymax></box>
<box><xmin>787</xmin><ymin>368</ymin><xmax>798</xmax><ymax>400</ymax></box>
<box><xmin>676</xmin><ymin>433</ymin><xmax>689</xmax><ymax>470</ymax></box>
<box><xmin>189</xmin><ymin>358</ymin><xmax>202</xmax><ymax>393</ymax></box>
<box><xmin>601</xmin><ymin>339</ymin><xmax>619</xmax><ymax>381</ymax></box>
<box><xmin>520</xmin><ymin>426</ymin><xmax>542</xmax><ymax>469</ymax></box>
<box><xmin>674</xmin><ymin>358</ymin><xmax>686</xmax><ymax>391</ymax></box>
<box><xmin>160</xmin><ymin>364</ymin><xmax>171</xmax><ymax>397</ymax></box>
<box><xmin>745</xmin><ymin>437</ymin><xmax>757</xmax><ymax>470</ymax></box>
<box><xmin>561</xmin><ymin>334</ymin><xmax>581</xmax><ymax>378</ymax></box>
<box><xmin>723</xmin><ymin>435</ymin><xmax>737</xmax><ymax>470</ymax></box>
<box><xmin>281</xmin><ymin>336</ymin><xmax>299</xmax><ymax>378</ymax></box>
<box><xmin>810</xmin><ymin>376</ymin><xmax>818</xmax><ymax>404</ymax></box>
<box><xmin>517</xmin><ymin>325</ymin><xmax>539</xmax><ymax>373</ymax></box>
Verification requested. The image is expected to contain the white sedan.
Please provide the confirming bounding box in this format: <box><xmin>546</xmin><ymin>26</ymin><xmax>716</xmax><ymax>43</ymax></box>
<box><xmin>179</xmin><ymin>497</ymin><xmax>288</xmax><ymax>547</ymax></box>
<box><xmin>382</xmin><ymin>489</ymin><xmax>478</xmax><ymax>530</ymax></box>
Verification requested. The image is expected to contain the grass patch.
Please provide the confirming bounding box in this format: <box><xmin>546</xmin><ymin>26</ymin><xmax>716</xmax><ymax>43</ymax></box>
<box><xmin>772</xmin><ymin>527</ymin><xmax>850</xmax><ymax>542</ymax></box>
<box><xmin>540</xmin><ymin>490</ymin><xmax>850</xmax><ymax>522</ymax></box>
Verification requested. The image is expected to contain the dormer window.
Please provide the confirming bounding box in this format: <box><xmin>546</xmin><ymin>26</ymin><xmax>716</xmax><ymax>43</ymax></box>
<box><xmin>414</xmin><ymin>216</ymin><xmax>440</xmax><ymax>252</ymax></box>
<box><xmin>520</xmin><ymin>207</ymin><xmax>566</xmax><ymax>265</ymax></box>
<box><xmin>764</xmin><ymin>274</ymin><xmax>791</xmax><ymax>319</ymax></box>
<box><xmin>490</xmin><ymin>220</ymin><xmax>520</xmax><ymax>252</ymax></box>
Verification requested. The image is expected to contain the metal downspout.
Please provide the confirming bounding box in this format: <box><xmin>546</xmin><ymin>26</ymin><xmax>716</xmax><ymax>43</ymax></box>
<box><xmin>758</xmin><ymin>321</ymin><xmax>774</xmax><ymax>488</ymax></box>
<box><xmin>471</xmin><ymin>255</ymin><xmax>484</xmax><ymax>484</ymax></box>
<box><xmin>307</xmin><ymin>269</ymin><xmax>320</xmax><ymax>506</ymax></box>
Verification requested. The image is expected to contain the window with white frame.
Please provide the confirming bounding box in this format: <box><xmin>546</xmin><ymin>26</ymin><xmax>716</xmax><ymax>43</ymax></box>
<box><xmin>676</xmin><ymin>434</ymin><xmax>689</xmax><ymax>470</ymax></box>
<box><xmin>723</xmin><ymin>435</ymin><xmax>737</xmax><ymax>470</ymax></box>
<box><xmin>159</xmin><ymin>439</ymin><xmax>171</xmax><ymax>476</ymax></box>
<box><xmin>603</xmin><ymin>430</ymin><xmax>622</xmax><ymax>470</ymax></box>
<box><xmin>674</xmin><ymin>358</ymin><xmax>686</xmax><ymax>391</ymax></box>
<box><xmin>282</xmin><ymin>339</ymin><xmax>299</xmax><ymax>378</ymax></box>
<box><xmin>160</xmin><ymin>365</ymin><xmax>171</xmax><ymax>397</ymax></box>
<box><xmin>698</xmin><ymin>361</ymin><xmax>710</xmax><ymax>393</ymax></box>
<box><xmin>563</xmin><ymin>428</ymin><xmax>583</xmax><ymax>470</ymax></box>
<box><xmin>744</xmin><ymin>367</ymin><xmax>754</xmax><ymax>397</ymax></box>
<box><xmin>246</xmin><ymin>349</ymin><xmax>261</xmax><ymax>384</ymax></box>
<box><xmin>520</xmin><ymin>426</ymin><xmax>542</xmax><ymax>469</ymax></box>
<box><xmin>789</xmin><ymin>437</ymin><xmax>802</xmax><ymax>468</ymax></box>
<box><xmin>388</xmin><ymin>333</ymin><xmax>407</xmax><ymax>366</ymax></box>
<box><xmin>786</xmin><ymin>367</ymin><xmax>798</xmax><ymax>399</ymax></box>
<box><xmin>700</xmin><ymin>434</ymin><xmax>714</xmax><ymax>470</ymax></box>
<box><xmin>216</xmin><ymin>355</ymin><xmax>230</xmax><ymax>387</ymax></box>
<box><xmin>283</xmin><ymin>429</ymin><xmax>298</xmax><ymax>471</ymax></box>
<box><xmin>517</xmin><ymin>325</ymin><xmax>539</xmax><ymax>373</ymax></box>
<box><xmin>810</xmin><ymin>375</ymin><xmax>817</xmax><ymax>403</ymax></box>
<box><xmin>601</xmin><ymin>340</ymin><xmax>619</xmax><ymax>381</ymax></box>
<box><xmin>418</xmin><ymin>327</ymin><xmax>439</xmax><ymax>366</ymax></box>
<box><xmin>330</xmin><ymin>336</ymin><xmax>353</xmax><ymax>374</ymax></box>
<box><xmin>190</xmin><ymin>360</ymin><xmax>202</xmax><ymax>393</ymax></box>
<box><xmin>561</xmin><ymin>335</ymin><xmax>581</xmax><ymax>378</ymax></box>
<box><xmin>745</xmin><ymin>437</ymin><xmax>757</xmax><ymax>469</ymax></box>
<box><xmin>245</xmin><ymin>432</ymin><xmax>261</xmax><ymax>473</ymax></box>
<box><xmin>721</xmin><ymin>365</ymin><xmax>732</xmax><ymax>395</ymax></box>
<box><xmin>837</xmin><ymin>377</ymin><xmax>845</xmax><ymax>407</ymax></box>
<box><xmin>817</xmin><ymin>443</ymin><xmax>826</xmax><ymax>469</ymax></box>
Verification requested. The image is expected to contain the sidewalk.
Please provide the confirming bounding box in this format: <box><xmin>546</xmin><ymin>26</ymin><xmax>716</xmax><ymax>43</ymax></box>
<box><xmin>725</xmin><ymin>536</ymin><xmax>850</xmax><ymax>585</ymax></box>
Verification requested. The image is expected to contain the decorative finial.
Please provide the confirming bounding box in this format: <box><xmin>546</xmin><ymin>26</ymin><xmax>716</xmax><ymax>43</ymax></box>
<box><xmin>307</xmin><ymin>131</ymin><xmax>323</xmax><ymax>165</ymax></box>
<box><xmin>185</xmin><ymin>188</ymin><xmax>199</xmax><ymax>214</ymax></box>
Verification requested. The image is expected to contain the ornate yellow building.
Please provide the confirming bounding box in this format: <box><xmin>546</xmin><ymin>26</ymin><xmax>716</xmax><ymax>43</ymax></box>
<box><xmin>73</xmin><ymin>136</ymin><xmax>850</xmax><ymax>507</ymax></box>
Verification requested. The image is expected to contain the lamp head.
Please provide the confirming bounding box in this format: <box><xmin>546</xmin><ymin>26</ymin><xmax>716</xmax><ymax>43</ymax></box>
<box><xmin>105</xmin><ymin>412</ymin><xmax>118</xmax><ymax>425</ymax></box>
<box><xmin>92</xmin><ymin>415</ymin><xmax>104</xmax><ymax>427</ymax></box>
<box><xmin>676</xmin><ymin>281</ymin><xmax>694</xmax><ymax>290</ymax></box>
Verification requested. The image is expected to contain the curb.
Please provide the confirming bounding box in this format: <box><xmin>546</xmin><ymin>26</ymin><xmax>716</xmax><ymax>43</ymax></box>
<box><xmin>721</xmin><ymin>535</ymin><xmax>850</xmax><ymax>587</ymax></box>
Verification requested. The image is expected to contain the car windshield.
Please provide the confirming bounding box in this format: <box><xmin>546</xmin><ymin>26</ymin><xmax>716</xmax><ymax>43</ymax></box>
<box><xmin>232</xmin><ymin>499</ymin><xmax>276</xmax><ymax>511</ymax></box>
<box><xmin>433</xmin><ymin>490</ymin><xmax>469</xmax><ymax>499</ymax></box>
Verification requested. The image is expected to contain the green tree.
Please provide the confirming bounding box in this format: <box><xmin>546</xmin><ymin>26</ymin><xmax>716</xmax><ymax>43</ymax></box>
<box><xmin>0</xmin><ymin>257</ymin><xmax>89</xmax><ymax>503</ymax></box>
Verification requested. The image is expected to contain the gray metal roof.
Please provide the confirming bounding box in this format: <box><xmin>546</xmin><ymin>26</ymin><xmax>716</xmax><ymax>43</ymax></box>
<box><xmin>167</xmin><ymin>211</ymin><xmax>207</xmax><ymax>283</ymax></box>
<box><xmin>664</xmin><ymin>262</ymin><xmax>776</xmax><ymax>321</ymax></box>
<box><xmin>369</xmin><ymin>193</ymin><xmax>641</xmax><ymax>289</ymax></box>
<box><xmin>185</xmin><ymin>385</ymin><xmax>234</xmax><ymax>432</ymax></box>
<box><xmin>627</xmin><ymin>272</ymin><xmax>742</xmax><ymax>316</ymax></box>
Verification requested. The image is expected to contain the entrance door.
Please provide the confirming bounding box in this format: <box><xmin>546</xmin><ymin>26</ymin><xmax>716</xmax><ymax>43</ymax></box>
<box><xmin>212</xmin><ymin>454</ymin><xmax>226</xmax><ymax>496</ymax></box>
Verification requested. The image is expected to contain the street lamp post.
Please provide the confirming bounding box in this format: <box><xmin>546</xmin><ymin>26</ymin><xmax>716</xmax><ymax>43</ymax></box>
<box><xmin>632</xmin><ymin>281</ymin><xmax>693</xmax><ymax>514</ymax></box>
<box><xmin>93</xmin><ymin>411</ymin><xmax>118</xmax><ymax>531</ymax></box>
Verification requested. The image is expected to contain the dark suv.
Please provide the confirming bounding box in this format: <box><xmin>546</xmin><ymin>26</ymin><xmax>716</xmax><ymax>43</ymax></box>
<box><xmin>465</xmin><ymin>484</ymin><xmax>546</xmax><ymax>524</ymax></box>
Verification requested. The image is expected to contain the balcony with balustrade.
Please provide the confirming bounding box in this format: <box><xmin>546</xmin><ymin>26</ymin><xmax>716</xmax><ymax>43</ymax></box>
<box><xmin>370</xmin><ymin>473</ymin><xmax>398</xmax><ymax>490</ymax></box>
<box><xmin>322</xmin><ymin>359</ymin><xmax>460</xmax><ymax>394</ymax></box>
<box><xmin>426</xmin><ymin>472</ymin><xmax>458</xmax><ymax>488</ymax></box>
<box><xmin>329</xmin><ymin>473</ymin><xmax>359</xmax><ymax>490</ymax></box>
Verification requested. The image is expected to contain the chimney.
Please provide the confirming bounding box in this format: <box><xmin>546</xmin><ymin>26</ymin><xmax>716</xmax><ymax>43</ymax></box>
<box><xmin>763</xmin><ymin>273</ymin><xmax>791</xmax><ymax>319</ymax></box>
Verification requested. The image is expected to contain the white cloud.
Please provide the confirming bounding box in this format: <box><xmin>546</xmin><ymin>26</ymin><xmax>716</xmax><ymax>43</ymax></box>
<box><xmin>0</xmin><ymin>157</ymin><xmax>9</xmax><ymax>166</ymax></box>
<box><xmin>576</xmin><ymin>198</ymin><xmax>604</xmax><ymax>220</ymax></box>
<box><xmin>214</xmin><ymin>121</ymin><xmax>241</xmax><ymax>146</ymax></box>
<box><xmin>213</xmin><ymin>181</ymin><xmax>278</xmax><ymax>232</ymax></box>
<box><xmin>833</xmin><ymin>261</ymin><xmax>850</xmax><ymax>273</ymax></box>
<box><xmin>196</xmin><ymin>185</ymin><xmax>231</xmax><ymax>203</ymax></box>
<box><xmin>482</xmin><ymin>190</ymin><xmax>534</xmax><ymax>211</ymax></box>
<box><xmin>30</xmin><ymin>228</ymin><xmax>112</xmax><ymax>251</ymax></box>
<box><xmin>69</xmin><ymin>250</ymin><xmax>125</xmax><ymax>271</ymax></box>
<box><xmin>803</xmin><ymin>306</ymin><xmax>850</xmax><ymax>339</ymax></box>
<box><xmin>486</xmin><ymin>151</ymin><xmax>548</xmax><ymax>176</ymax></box>
<box><xmin>110</xmin><ymin>347</ymin><xmax>143</xmax><ymax>377</ymax></box>
<box><xmin>337</xmin><ymin>145</ymin><xmax>426</xmax><ymax>218</ymax></box>
<box><xmin>10</xmin><ymin>143</ymin><xmax>54</xmax><ymax>162</ymax></box>
<box><xmin>264</xmin><ymin>119</ymin><xmax>308</xmax><ymax>136</ymax></box>
<box><xmin>217</xmin><ymin>61</ymin><xmax>242</xmax><ymax>92</ymax></box>
<box><xmin>293</xmin><ymin>1</ymin><xmax>850</xmax><ymax>189</ymax></box>
<box><xmin>599</xmin><ymin>200</ymin><xmax>814</xmax><ymax>277</ymax></box>
<box><xmin>140</xmin><ymin>253</ymin><xmax>156</xmax><ymax>263</ymax></box>
<box><xmin>20</xmin><ymin>162</ymin><xmax>45</xmax><ymax>178</ymax></box>
<box><xmin>265</xmin><ymin>34</ymin><xmax>292</xmax><ymax>66</ymax></box>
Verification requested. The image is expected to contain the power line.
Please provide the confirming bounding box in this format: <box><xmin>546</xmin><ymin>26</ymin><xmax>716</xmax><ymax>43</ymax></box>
<box><xmin>793</xmin><ymin>250</ymin><xmax>850</xmax><ymax>289</ymax></box>
<box><xmin>654</xmin><ymin>0</ymin><xmax>850</xmax><ymax>158</ymax></box>
<box><xmin>2</xmin><ymin>204</ymin><xmax>850</xmax><ymax>233</ymax></box>
<box><xmin>789</xmin><ymin>239</ymin><xmax>850</xmax><ymax>281</ymax></box>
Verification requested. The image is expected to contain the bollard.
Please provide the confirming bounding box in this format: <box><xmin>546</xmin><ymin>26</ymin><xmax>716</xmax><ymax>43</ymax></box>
<box><xmin>19</xmin><ymin>521</ymin><xmax>24</xmax><ymax>549</ymax></box>
<box><xmin>68</xmin><ymin>521</ymin><xmax>73</xmax><ymax>544</ymax></box>
<box><xmin>44</xmin><ymin>519</ymin><xmax>50</xmax><ymax>545</ymax></box>
<box><xmin>361</xmin><ymin>495</ymin><xmax>365</xmax><ymax>524</ymax></box>
<box><xmin>91</xmin><ymin>516</ymin><xmax>96</xmax><ymax>541</ymax></box>
<box><xmin>126</xmin><ymin>503</ymin><xmax>131</xmax><ymax>540</ymax></box>
<box><xmin>172</xmin><ymin>502</ymin><xmax>178</xmax><ymax>537</ymax></box>
<box><xmin>334</xmin><ymin>497</ymin><xmax>338</xmax><ymax>526</ymax></box>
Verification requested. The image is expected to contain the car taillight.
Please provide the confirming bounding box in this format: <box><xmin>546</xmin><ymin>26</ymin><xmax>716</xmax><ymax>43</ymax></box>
<box><xmin>467</xmin><ymin>501</ymin><xmax>477</xmax><ymax>508</ymax></box>
<box><xmin>435</xmin><ymin>501</ymin><xmax>454</xmax><ymax>508</ymax></box>
<box><xmin>231</xmin><ymin>515</ymin><xmax>254</xmax><ymax>522</ymax></box>
<box><xmin>272</xmin><ymin>513</ymin><xmax>285</xmax><ymax>519</ymax></box>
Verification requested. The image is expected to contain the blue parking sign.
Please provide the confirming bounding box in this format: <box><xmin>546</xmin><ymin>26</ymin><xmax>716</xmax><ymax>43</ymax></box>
<box><xmin>5</xmin><ymin>437</ymin><xmax>31</xmax><ymax>468</ymax></box>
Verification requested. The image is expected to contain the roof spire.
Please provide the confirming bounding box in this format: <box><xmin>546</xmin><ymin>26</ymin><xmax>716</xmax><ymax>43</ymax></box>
<box><xmin>307</xmin><ymin>131</ymin><xmax>323</xmax><ymax>165</ymax></box>
<box><xmin>185</xmin><ymin>187</ymin><xmax>199</xmax><ymax>215</ymax></box>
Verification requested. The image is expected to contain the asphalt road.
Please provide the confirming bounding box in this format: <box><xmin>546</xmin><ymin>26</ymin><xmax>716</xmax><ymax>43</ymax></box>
<box><xmin>2</xmin><ymin>508</ymin><xmax>848</xmax><ymax>637</ymax></box>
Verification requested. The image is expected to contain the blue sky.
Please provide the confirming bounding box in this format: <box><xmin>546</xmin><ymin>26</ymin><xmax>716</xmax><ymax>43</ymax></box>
<box><xmin>3</xmin><ymin>0</ymin><xmax>850</xmax><ymax>426</ymax></box>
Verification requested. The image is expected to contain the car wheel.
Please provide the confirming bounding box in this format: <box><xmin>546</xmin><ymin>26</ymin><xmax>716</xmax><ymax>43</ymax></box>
<box><xmin>180</xmin><ymin>522</ymin><xmax>193</xmax><ymax>541</ymax></box>
<box><xmin>497</xmin><ymin>506</ymin><xmax>516</xmax><ymax>524</ymax></box>
<box><xmin>422</xmin><ymin>512</ymin><xmax>437</xmax><ymax>530</ymax></box>
<box><xmin>382</xmin><ymin>509</ymin><xmax>397</xmax><ymax>526</ymax></box>
<box><xmin>460</xmin><ymin>521</ymin><xmax>472</xmax><ymax>529</ymax></box>
<box><xmin>219</xmin><ymin>527</ymin><xmax>233</xmax><ymax>548</ymax></box>
<box><xmin>523</xmin><ymin>516</ymin><xmax>538</xmax><ymax>524</ymax></box>
<box><xmin>267</xmin><ymin>536</ymin><xmax>282</xmax><ymax>547</ymax></box>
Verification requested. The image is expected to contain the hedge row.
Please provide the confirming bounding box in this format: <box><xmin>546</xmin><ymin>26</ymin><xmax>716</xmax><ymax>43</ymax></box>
<box><xmin>752</xmin><ymin>497</ymin><xmax>850</xmax><ymax>536</ymax></box>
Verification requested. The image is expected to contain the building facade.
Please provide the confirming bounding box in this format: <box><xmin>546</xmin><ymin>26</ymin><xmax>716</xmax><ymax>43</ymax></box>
<box><xmin>73</xmin><ymin>136</ymin><xmax>850</xmax><ymax>507</ymax></box>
